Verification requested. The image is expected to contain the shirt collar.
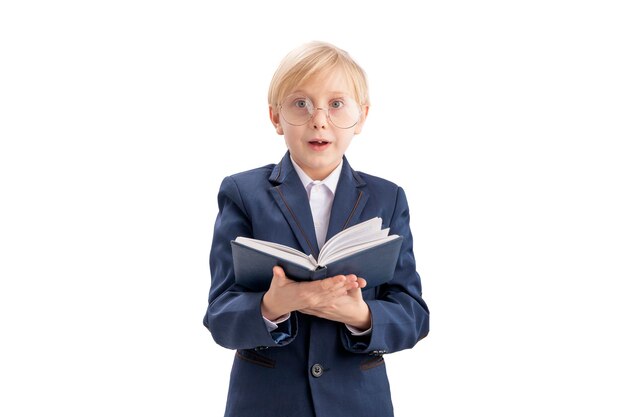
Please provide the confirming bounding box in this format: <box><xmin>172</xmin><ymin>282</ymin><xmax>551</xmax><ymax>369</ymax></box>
<box><xmin>290</xmin><ymin>156</ymin><xmax>343</xmax><ymax>195</ymax></box>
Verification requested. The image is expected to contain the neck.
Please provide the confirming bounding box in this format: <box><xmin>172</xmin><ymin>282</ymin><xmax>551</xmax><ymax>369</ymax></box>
<box><xmin>297</xmin><ymin>163</ymin><xmax>340</xmax><ymax>182</ymax></box>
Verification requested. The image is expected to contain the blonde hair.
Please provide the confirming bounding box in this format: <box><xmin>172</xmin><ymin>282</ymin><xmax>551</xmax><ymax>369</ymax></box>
<box><xmin>268</xmin><ymin>41</ymin><xmax>370</xmax><ymax>109</ymax></box>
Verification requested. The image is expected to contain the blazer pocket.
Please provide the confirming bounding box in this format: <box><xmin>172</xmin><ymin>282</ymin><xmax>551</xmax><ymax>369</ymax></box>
<box><xmin>236</xmin><ymin>349</ymin><xmax>276</xmax><ymax>369</ymax></box>
<box><xmin>360</xmin><ymin>356</ymin><xmax>385</xmax><ymax>371</ymax></box>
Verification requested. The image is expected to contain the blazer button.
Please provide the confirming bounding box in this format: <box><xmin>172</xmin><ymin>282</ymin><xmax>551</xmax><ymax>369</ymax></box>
<box><xmin>311</xmin><ymin>363</ymin><xmax>323</xmax><ymax>378</ymax></box>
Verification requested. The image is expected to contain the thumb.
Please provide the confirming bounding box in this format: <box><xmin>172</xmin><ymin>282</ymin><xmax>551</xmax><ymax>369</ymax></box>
<box><xmin>273</xmin><ymin>265</ymin><xmax>286</xmax><ymax>280</ymax></box>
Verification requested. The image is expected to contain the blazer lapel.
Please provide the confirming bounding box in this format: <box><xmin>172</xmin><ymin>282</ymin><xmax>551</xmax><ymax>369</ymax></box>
<box><xmin>269</xmin><ymin>153</ymin><xmax>320</xmax><ymax>257</ymax></box>
<box><xmin>325</xmin><ymin>156</ymin><xmax>369</xmax><ymax>241</ymax></box>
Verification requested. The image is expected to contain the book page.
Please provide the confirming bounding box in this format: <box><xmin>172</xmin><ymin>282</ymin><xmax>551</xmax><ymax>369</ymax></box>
<box><xmin>319</xmin><ymin>235</ymin><xmax>401</xmax><ymax>266</ymax></box>
<box><xmin>318</xmin><ymin>229</ymin><xmax>390</xmax><ymax>263</ymax></box>
<box><xmin>318</xmin><ymin>217</ymin><xmax>385</xmax><ymax>263</ymax></box>
<box><xmin>234</xmin><ymin>237</ymin><xmax>318</xmax><ymax>270</ymax></box>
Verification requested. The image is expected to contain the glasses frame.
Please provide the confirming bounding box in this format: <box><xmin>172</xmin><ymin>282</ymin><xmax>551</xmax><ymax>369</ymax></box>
<box><xmin>278</xmin><ymin>96</ymin><xmax>363</xmax><ymax>129</ymax></box>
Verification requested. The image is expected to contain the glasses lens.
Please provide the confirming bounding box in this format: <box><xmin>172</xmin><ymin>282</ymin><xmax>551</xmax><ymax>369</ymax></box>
<box><xmin>280</xmin><ymin>95</ymin><xmax>361</xmax><ymax>129</ymax></box>
<box><xmin>280</xmin><ymin>96</ymin><xmax>313</xmax><ymax>126</ymax></box>
<box><xmin>328</xmin><ymin>97</ymin><xmax>361</xmax><ymax>129</ymax></box>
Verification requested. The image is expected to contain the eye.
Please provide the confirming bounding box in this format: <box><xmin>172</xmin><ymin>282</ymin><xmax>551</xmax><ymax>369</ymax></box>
<box><xmin>294</xmin><ymin>99</ymin><xmax>308</xmax><ymax>108</ymax></box>
<box><xmin>330</xmin><ymin>100</ymin><xmax>344</xmax><ymax>109</ymax></box>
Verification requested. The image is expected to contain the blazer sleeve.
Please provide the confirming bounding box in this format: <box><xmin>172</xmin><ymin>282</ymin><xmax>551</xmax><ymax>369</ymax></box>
<box><xmin>341</xmin><ymin>186</ymin><xmax>429</xmax><ymax>354</ymax></box>
<box><xmin>203</xmin><ymin>176</ymin><xmax>297</xmax><ymax>350</ymax></box>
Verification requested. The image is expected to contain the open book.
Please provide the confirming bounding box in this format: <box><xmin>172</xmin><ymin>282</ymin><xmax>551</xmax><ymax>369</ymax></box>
<box><xmin>231</xmin><ymin>217</ymin><xmax>403</xmax><ymax>291</ymax></box>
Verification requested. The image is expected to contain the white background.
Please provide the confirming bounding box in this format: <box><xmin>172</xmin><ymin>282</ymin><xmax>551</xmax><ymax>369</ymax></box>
<box><xmin>1</xmin><ymin>1</ymin><xmax>625</xmax><ymax>416</ymax></box>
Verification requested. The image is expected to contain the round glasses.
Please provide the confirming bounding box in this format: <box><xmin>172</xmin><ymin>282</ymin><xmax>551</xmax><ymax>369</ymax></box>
<box><xmin>279</xmin><ymin>94</ymin><xmax>362</xmax><ymax>129</ymax></box>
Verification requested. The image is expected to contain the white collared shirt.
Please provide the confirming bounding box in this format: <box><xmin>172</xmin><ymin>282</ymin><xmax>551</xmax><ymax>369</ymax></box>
<box><xmin>290</xmin><ymin>157</ymin><xmax>343</xmax><ymax>250</ymax></box>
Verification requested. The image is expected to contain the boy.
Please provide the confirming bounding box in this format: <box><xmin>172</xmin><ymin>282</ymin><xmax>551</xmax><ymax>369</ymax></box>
<box><xmin>203</xmin><ymin>41</ymin><xmax>429</xmax><ymax>417</ymax></box>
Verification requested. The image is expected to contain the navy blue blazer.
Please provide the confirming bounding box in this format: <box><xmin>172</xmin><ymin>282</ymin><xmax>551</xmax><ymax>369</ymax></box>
<box><xmin>204</xmin><ymin>152</ymin><xmax>429</xmax><ymax>417</ymax></box>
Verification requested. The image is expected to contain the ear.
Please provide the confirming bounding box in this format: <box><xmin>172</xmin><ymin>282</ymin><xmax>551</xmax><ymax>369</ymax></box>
<box><xmin>353</xmin><ymin>105</ymin><xmax>369</xmax><ymax>135</ymax></box>
<box><xmin>269</xmin><ymin>106</ymin><xmax>284</xmax><ymax>135</ymax></box>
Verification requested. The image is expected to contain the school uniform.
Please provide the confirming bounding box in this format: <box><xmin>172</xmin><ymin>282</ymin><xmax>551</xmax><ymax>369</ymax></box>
<box><xmin>204</xmin><ymin>152</ymin><xmax>429</xmax><ymax>417</ymax></box>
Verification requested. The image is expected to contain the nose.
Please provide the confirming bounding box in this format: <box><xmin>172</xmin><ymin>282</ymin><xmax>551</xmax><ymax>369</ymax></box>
<box><xmin>310</xmin><ymin>107</ymin><xmax>327</xmax><ymax>129</ymax></box>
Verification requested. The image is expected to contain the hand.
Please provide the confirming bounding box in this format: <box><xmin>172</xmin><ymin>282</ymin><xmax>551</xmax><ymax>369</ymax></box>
<box><xmin>300</xmin><ymin>275</ymin><xmax>372</xmax><ymax>331</ymax></box>
<box><xmin>261</xmin><ymin>266</ymin><xmax>358</xmax><ymax>321</ymax></box>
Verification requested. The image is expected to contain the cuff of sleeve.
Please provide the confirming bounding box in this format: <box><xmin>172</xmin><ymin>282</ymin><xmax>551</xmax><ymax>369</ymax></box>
<box><xmin>263</xmin><ymin>312</ymin><xmax>291</xmax><ymax>332</ymax></box>
<box><xmin>345</xmin><ymin>323</ymin><xmax>372</xmax><ymax>336</ymax></box>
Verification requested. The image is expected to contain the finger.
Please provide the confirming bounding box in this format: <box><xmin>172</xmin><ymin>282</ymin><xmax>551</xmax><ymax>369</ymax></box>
<box><xmin>345</xmin><ymin>274</ymin><xmax>358</xmax><ymax>282</ymax></box>
<box><xmin>333</xmin><ymin>277</ymin><xmax>358</xmax><ymax>292</ymax></box>
<box><xmin>272</xmin><ymin>266</ymin><xmax>296</xmax><ymax>286</ymax></box>
<box><xmin>331</xmin><ymin>275</ymin><xmax>359</xmax><ymax>291</ymax></box>
<box><xmin>339</xmin><ymin>279</ymin><xmax>359</xmax><ymax>291</ymax></box>
<box><xmin>272</xmin><ymin>266</ymin><xmax>285</xmax><ymax>279</ymax></box>
<box><xmin>320</xmin><ymin>275</ymin><xmax>346</xmax><ymax>291</ymax></box>
<box><xmin>331</xmin><ymin>286</ymin><xmax>349</xmax><ymax>298</ymax></box>
<box><xmin>356</xmin><ymin>278</ymin><xmax>367</xmax><ymax>288</ymax></box>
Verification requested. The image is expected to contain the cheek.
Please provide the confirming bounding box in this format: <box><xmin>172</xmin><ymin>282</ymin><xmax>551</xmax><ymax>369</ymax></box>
<box><xmin>283</xmin><ymin>126</ymin><xmax>306</xmax><ymax>141</ymax></box>
<box><xmin>336</xmin><ymin>133</ymin><xmax>354</xmax><ymax>150</ymax></box>
<box><xmin>282</xmin><ymin>130</ymin><xmax>302</xmax><ymax>148</ymax></box>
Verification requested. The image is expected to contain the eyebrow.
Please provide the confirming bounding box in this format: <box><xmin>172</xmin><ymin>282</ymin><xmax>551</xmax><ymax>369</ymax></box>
<box><xmin>290</xmin><ymin>90</ymin><xmax>350</xmax><ymax>96</ymax></box>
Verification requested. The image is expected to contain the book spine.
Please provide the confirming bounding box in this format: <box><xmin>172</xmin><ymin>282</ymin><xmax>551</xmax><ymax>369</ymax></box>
<box><xmin>311</xmin><ymin>267</ymin><xmax>328</xmax><ymax>280</ymax></box>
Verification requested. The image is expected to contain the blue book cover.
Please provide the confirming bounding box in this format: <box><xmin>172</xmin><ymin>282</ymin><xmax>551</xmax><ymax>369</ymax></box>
<box><xmin>231</xmin><ymin>220</ymin><xmax>403</xmax><ymax>291</ymax></box>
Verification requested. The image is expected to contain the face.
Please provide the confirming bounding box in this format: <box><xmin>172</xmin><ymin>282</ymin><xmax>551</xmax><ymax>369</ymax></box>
<box><xmin>270</xmin><ymin>68</ymin><xmax>368</xmax><ymax>180</ymax></box>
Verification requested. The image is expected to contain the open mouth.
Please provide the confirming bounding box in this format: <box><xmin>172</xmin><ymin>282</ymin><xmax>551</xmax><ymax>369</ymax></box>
<box><xmin>308</xmin><ymin>140</ymin><xmax>331</xmax><ymax>151</ymax></box>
